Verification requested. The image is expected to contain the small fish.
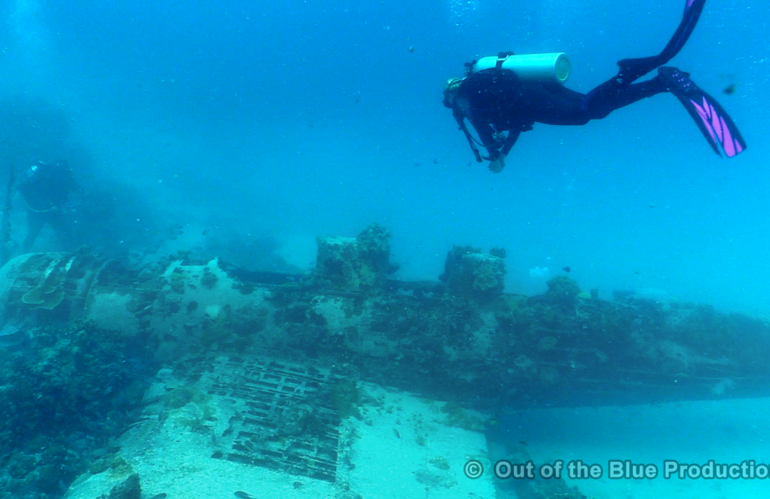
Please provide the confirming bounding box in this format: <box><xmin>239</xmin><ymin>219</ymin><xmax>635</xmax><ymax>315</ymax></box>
<box><xmin>148</xmin><ymin>494</ymin><xmax>167</xmax><ymax>499</ymax></box>
<box><xmin>722</xmin><ymin>83</ymin><xmax>736</xmax><ymax>95</ymax></box>
<box><xmin>235</xmin><ymin>492</ymin><xmax>255</xmax><ymax>499</ymax></box>
<box><xmin>562</xmin><ymin>266</ymin><xmax>570</xmax><ymax>273</ymax></box>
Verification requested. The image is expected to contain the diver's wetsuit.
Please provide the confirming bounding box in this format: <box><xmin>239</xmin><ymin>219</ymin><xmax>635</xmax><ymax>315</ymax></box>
<box><xmin>453</xmin><ymin>69</ymin><xmax>667</xmax><ymax>160</ymax></box>
<box><xmin>447</xmin><ymin>0</ymin><xmax>746</xmax><ymax>167</ymax></box>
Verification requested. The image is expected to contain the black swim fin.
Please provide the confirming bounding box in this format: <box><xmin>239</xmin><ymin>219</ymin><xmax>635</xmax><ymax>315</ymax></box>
<box><xmin>657</xmin><ymin>67</ymin><xmax>746</xmax><ymax>158</ymax></box>
<box><xmin>616</xmin><ymin>0</ymin><xmax>706</xmax><ymax>86</ymax></box>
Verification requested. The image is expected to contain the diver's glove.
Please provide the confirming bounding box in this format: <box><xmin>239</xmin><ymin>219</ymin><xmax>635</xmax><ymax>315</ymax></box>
<box><xmin>488</xmin><ymin>154</ymin><xmax>506</xmax><ymax>173</ymax></box>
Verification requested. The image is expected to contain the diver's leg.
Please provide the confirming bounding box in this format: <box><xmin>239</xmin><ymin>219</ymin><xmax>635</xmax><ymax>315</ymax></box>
<box><xmin>616</xmin><ymin>0</ymin><xmax>706</xmax><ymax>85</ymax></box>
<box><xmin>583</xmin><ymin>66</ymin><xmax>746</xmax><ymax>157</ymax></box>
<box><xmin>657</xmin><ymin>67</ymin><xmax>746</xmax><ymax>157</ymax></box>
<box><xmin>525</xmin><ymin>82</ymin><xmax>658</xmax><ymax>126</ymax></box>
<box><xmin>581</xmin><ymin>78</ymin><xmax>666</xmax><ymax>120</ymax></box>
<box><xmin>526</xmin><ymin>84</ymin><xmax>596</xmax><ymax>125</ymax></box>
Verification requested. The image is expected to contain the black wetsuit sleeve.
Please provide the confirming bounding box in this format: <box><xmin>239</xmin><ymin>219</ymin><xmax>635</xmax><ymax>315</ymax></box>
<box><xmin>500</xmin><ymin>129</ymin><xmax>521</xmax><ymax>156</ymax></box>
<box><xmin>466</xmin><ymin>114</ymin><xmax>501</xmax><ymax>160</ymax></box>
<box><xmin>467</xmin><ymin>118</ymin><xmax>521</xmax><ymax>160</ymax></box>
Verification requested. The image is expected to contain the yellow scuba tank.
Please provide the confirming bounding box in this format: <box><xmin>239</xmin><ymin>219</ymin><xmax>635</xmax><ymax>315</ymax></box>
<box><xmin>471</xmin><ymin>53</ymin><xmax>571</xmax><ymax>84</ymax></box>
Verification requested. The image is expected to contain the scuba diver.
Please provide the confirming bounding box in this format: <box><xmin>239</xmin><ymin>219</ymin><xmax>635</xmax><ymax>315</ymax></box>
<box><xmin>17</xmin><ymin>160</ymin><xmax>78</xmax><ymax>252</ymax></box>
<box><xmin>443</xmin><ymin>0</ymin><xmax>746</xmax><ymax>172</ymax></box>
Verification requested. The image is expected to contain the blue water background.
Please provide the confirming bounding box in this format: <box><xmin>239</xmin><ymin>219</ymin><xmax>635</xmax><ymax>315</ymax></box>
<box><xmin>493</xmin><ymin>397</ymin><xmax>770</xmax><ymax>498</ymax></box>
<box><xmin>0</xmin><ymin>0</ymin><xmax>766</xmax><ymax>314</ymax></box>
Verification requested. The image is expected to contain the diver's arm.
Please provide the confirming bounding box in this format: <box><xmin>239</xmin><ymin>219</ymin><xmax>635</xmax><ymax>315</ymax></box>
<box><xmin>466</xmin><ymin>114</ymin><xmax>501</xmax><ymax>160</ymax></box>
<box><xmin>466</xmin><ymin>116</ymin><xmax>512</xmax><ymax>173</ymax></box>
<box><xmin>489</xmin><ymin>129</ymin><xmax>521</xmax><ymax>173</ymax></box>
<box><xmin>500</xmin><ymin>129</ymin><xmax>521</xmax><ymax>157</ymax></box>
<box><xmin>485</xmin><ymin>129</ymin><xmax>521</xmax><ymax>173</ymax></box>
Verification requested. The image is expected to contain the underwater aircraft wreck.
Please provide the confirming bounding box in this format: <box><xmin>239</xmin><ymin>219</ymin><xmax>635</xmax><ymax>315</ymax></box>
<box><xmin>1</xmin><ymin>223</ymin><xmax>769</xmax><ymax>498</ymax></box>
